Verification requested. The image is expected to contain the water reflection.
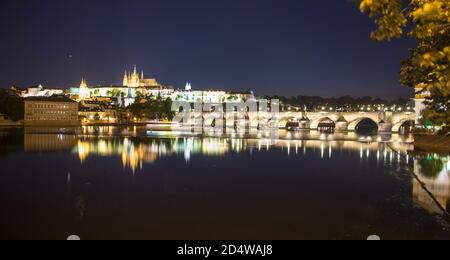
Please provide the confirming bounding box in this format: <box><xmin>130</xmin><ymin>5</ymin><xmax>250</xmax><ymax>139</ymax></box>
<box><xmin>3</xmin><ymin>126</ymin><xmax>449</xmax><ymax>216</ymax></box>
<box><xmin>63</xmin><ymin>132</ymin><xmax>450</xmax><ymax>216</ymax></box>
<box><xmin>413</xmin><ymin>155</ymin><xmax>450</xmax><ymax>214</ymax></box>
<box><xmin>24</xmin><ymin>134</ymin><xmax>77</xmax><ymax>152</ymax></box>
<box><xmin>1</xmin><ymin>126</ymin><xmax>450</xmax><ymax>239</ymax></box>
<box><xmin>73</xmin><ymin>135</ymin><xmax>414</xmax><ymax>172</ymax></box>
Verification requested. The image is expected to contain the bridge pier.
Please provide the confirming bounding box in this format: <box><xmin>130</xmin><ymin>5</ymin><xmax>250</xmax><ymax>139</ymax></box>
<box><xmin>335</xmin><ymin>121</ymin><xmax>348</xmax><ymax>132</ymax></box>
<box><xmin>378</xmin><ymin>122</ymin><xmax>393</xmax><ymax>133</ymax></box>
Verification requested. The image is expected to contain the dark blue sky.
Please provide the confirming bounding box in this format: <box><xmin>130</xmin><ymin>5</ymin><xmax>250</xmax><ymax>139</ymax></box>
<box><xmin>0</xmin><ymin>0</ymin><xmax>415</xmax><ymax>98</ymax></box>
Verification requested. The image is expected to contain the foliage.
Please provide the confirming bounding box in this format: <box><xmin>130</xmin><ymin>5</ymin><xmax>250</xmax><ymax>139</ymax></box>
<box><xmin>358</xmin><ymin>0</ymin><xmax>450</xmax><ymax>126</ymax></box>
<box><xmin>0</xmin><ymin>89</ymin><xmax>24</xmax><ymax>121</ymax></box>
<box><xmin>175</xmin><ymin>94</ymin><xmax>184</xmax><ymax>101</ymax></box>
<box><xmin>418</xmin><ymin>156</ymin><xmax>445</xmax><ymax>178</ymax></box>
<box><xmin>116</xmin><ymin>108</ymin><xmax>128</xmax><ymax>124</ymax></box>
<box><xmin>128</xmin><ymin>96</ymin><xmax>175</xmax><ymax>121</ymax></box>
<box><xmin>421</xmin><ymin>106</ymin><xmax>450</xmax><ymax>126</ymax></box>
<box><xmin>227</xmin><ymin>95</ymin><xmax>239</xmax><ymax>101</ymax></box>
<box><xmin>106</xmin><ymin>89</ymin><xmax>126</xmax><ymax>98</ymax></box>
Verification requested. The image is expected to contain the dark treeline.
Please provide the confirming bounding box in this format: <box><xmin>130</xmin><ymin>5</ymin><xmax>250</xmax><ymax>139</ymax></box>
<box><xmin>0</xmin><ymin>89</ymin><xmax>24</xmax><ymax>121</ymax></box>
<box><xmin>264</xmin><ymin>95</ymin><xmax>412</xmax><ymax>111</ymax></box>
<box><xmin>128</xmin><ymin>96</ymin><xmax>175</xmax><ymax>121</ymax></box>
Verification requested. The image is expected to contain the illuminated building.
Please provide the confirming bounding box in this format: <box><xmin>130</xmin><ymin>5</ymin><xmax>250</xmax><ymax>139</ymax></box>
<box><xmin>24</xmin><ymin>96</ymin><xmax>79</xmax><ymax>126</ymax></box>
<box><xmin>172</xmin><ymin>83</ymin><xmax>254</xmax><ymax>104</ymax></box>
<box><xmin>78</xmin><ymin>78</ymin><xmax>90</xmax><ymax>100</ymax></box>
<box><xmin>72</xmin><ymin>66</ymin><xmax>173</xmax><ymax>105</ymax></box>
<box><xmin>414</xmin><ymin>84</ymin><xmax>431</xmax><ymax>125</ymax></box>
<box><xmin>78</xmin><ymin>100</ymin><xmax>118</xmax><ymax>124</ymax></box>
<box><xmin>79</xmin><ymin>109</ymin><xmax>117</xmax><ymax>124</ymax></box>
<box><xmin>71</xmin><ymin>66</ymin><xmax>255</xmax><ymax>106</ymax></box>
<box><xmin>13</xmin><ymin>84</ymin><xmax>65</xmax><ymax>98</ymax></box>
<box><xmin>123</xmin><ymin>65</ymin><xmax>160</xmax><ymax>88</ymax></box>
<box><xmin>173</xmin><ymin>89</ymin><xmax>227</xmax><ymax>103</ymax></box>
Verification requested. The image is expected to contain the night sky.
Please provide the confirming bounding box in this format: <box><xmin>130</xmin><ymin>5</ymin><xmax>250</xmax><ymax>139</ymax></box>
<box><xmin>0</xmin><ymin>0</ymin><xmax>415</xmax><ymax>98</ymax></box>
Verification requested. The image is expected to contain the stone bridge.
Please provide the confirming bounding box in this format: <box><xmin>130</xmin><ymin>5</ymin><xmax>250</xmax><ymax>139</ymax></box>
<box><xmin>185</xmin><ymin>111</ymin><xmax>415</xmax><ymax>133</ymax></box>
<box><xmin>273</xmin><ymin>111</ymin><xmax>415</xmax><ymax>132</ymax></box>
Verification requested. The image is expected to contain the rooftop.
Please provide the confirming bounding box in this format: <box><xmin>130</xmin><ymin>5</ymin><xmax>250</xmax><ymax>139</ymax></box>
<box><xmin>24</xmin><ymin>95</ymin><xmax>77</xmax><ymax>103</ymax></box>
<box><xmin>26</xmin><ymin>85</ymin><xmax>64</xmax><ymax>90</ymax></box>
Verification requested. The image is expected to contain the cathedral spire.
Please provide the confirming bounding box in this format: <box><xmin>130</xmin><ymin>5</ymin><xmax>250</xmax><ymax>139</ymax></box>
<box><xmin>123</xmin><ymin>71</ymin><xmax>129</xmax><ymax>86</ymax></box>
<box><xmin>185</xmin><ymin>82</ymin><xmax>192</xmax><ymax>91</ymax></box>
<box><xmin>79</xmin><ymin>77</ymin><xmax>90</xmax><ymax>100</ymax></box>
<box><xmin>80</xmin><ymin>77</ymin><xmax>87</xmax><ymax>88</ymax></box>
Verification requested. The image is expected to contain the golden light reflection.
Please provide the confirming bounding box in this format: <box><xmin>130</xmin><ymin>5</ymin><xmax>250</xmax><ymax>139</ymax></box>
<box><xmin>75</xmin><ymin>137</ymin><xmax>235</xmax><ymax>172</ymax></box>
<box><xmin>413</xmin><ymin>156</ymin><xmax>450</xmax><ymax>214</ymax></box>
<box><xmin>74</xmin><ymin>133</ymin><xmax>416</xmax><ymax>173</ymax></box>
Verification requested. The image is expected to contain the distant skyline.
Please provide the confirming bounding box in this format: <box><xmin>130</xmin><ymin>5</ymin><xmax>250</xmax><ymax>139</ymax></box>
<box><xmin>0</xmin><ymin>0</ymin><xmax>415</xmax><ymax>98</ymax></box>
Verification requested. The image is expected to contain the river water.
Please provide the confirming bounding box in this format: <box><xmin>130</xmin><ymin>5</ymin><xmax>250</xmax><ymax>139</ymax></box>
<box><xmin>0</xmin><ymin>126</ymin><xmax>449</xmax><ymax>240</ymax></box>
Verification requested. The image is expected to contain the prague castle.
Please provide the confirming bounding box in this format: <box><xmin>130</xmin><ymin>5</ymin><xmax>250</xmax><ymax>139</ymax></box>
<box><xmin>73</xmin><ymin>66</ymin><xmax>174</xmax><ymax>106</ymax></box>
<box><xmin>70</xmin><ymin>65</ymin><xmax>254</xmax><ymax>106</ymax></box>
<box><xmin>123</xmin><ymin>65</ymin><xmax>160</xmax><ymax>88</ymax></box>
<box><xmin>11</xmin><ymin>65</ymin><xmax>254</xmax><ymax>109</ymax></box>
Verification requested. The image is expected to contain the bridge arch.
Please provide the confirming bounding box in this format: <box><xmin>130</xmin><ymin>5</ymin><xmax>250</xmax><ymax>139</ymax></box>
<box><xmin>316</xmin><ymin>117</ymin><xmax>336</xmax><ymax>132</ymax></box>
<box><xmin>348</xmin><ymin>118</ymin><xmax>378</xmax><ymax>132</ymax></box>
<box><xmin>392</xmin><ymin>119</ymin><xmax>415</xmax><ymax>133</ymax></box>
<box><xmin>194</xmin><ymin>111</ymin><xmax>416</xmax><ymax>133</ymax></box>
<box><xmin>279</xmin><ymin>116</ymin><xmax>300</xmax><ymax>128</ymax></box>
<box><xmin>310</xmin><ymin>117</ymin><xmax>329</xmax><ymax>129</ymax></box>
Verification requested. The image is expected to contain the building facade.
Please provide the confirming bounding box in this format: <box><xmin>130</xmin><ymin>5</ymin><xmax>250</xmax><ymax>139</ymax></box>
<box><xmin>78</xmin><ymin>100</ymin><xmax>118</xmax><ymax>124</ymax></box>
<box><xmin>414</xmin><ymin>84</ymin><xmax>431</xmax><ymax>125</ymax></box>
<box><xmin>13</xmin><ymin>85</ymin><xmax>65</xmax><ymax>98</ymax></box>
<box><xmin>24</xmin><ymin>96</ymin><xmax>79</xmax><ymax>126</ymax></box>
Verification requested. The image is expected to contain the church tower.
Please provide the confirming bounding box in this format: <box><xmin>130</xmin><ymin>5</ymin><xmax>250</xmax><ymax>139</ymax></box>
<box><xmin>79</xmin><ymin>78</ymin><xmax>90</xmax><ymax>100</ymax></box>
<box><xmin>123</xmin><ymin>65</ymin><xmax>156</xmax><ymax>88</ymax></box>
<box><xmin>130</xmin><ymin>65</ymin><xmax>139</xmax><ymax>88</ymax></box>
<box><xmin>123</xmin><ymin>65</ymin><xmax>141</xmax><ymax>88</ymax></box>
<box><xmin>123</xmin><ymin>71</ymin><xmax>129</xmax><ymax>86</ymax></box>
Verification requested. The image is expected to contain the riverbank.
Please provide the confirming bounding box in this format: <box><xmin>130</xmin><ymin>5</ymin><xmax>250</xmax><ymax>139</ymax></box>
<box><xmin>81</xmin><ymin>122</ymin><xmax>177</xmax><ymax>131</ymax></box>
<box><xmin>414</xmin><ymin>135</ymin><xmax>450</xmax><ymax>154</ymax></box>
<box><xmin>0</xmin><ymin>120</ymin><xmax>22</xmax><ymax>127</ymax></box>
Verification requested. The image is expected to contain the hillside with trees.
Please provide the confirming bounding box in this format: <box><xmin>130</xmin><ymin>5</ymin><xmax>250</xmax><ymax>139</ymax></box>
<box><xmin>0</xmin><ymin>89</ymin><xmax>24</xmax><ymax>121</ymax></box>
